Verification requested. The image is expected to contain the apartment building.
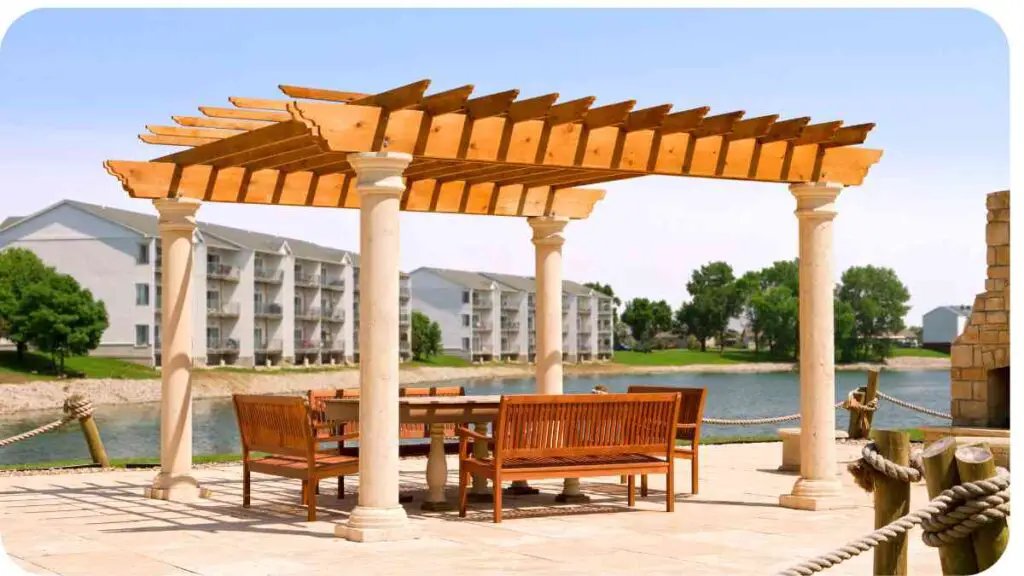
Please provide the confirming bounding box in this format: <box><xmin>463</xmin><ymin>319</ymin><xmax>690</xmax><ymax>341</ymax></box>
<box><xmin>410</xmin><ymin>267</ymin><xmax>614</xmax><ymax>362</ymax></box>
<box><xmin>0</xmin><ymin>200</ymin><xmax>412</xmax><ymax>366</ymax></box>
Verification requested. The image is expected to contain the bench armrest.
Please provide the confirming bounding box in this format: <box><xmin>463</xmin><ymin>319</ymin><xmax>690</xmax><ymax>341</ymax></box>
<box><xmin>677</xmin><ymin>423</ymin><xmax>698</xmax><ymax>430</ymax></box>
<box><xmin>455</xmin><ymin>426</ymin><xmax>491</xmax><ymax>442</ymax></box>
<box><xmin>318</xmin><ymin>431</ymin><xmax>359</xmax><ymax>442</ymax></box>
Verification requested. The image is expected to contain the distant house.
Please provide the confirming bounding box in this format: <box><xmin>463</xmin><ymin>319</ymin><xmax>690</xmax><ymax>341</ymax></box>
<box><xmin>922</xmin><ymin>305</ymin><xmax>972</xmax><ymax>352</ymax></box>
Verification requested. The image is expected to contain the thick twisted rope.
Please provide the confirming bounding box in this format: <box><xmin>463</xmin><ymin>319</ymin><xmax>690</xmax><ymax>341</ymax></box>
<box><xmin>859</xmin><ymin>441</ymin><xmax>924</xmax><ymax>484</ymax></box>
<box><xmin>778</xmin><ymin>469</ymin><xmax>1010</xmax><ymax>576</ymax></box>
<box><xmin>0</xmin><ymin>396</ymin><xmax>95</xmax><ymax>448</ymax></box>
<box><xmin>842</xmin><ymin>389</ymin><xmax>878</xmax><ymax>413</ymax></box>
<box><xmin>702</xmin><ymin>400</ymin><xmax>845</xmax><ymax>426</ymax></box>
<box><xmin>876</xmin><ymin>391</ymin><xmax>952</xmax><ymax>420</ymax></box>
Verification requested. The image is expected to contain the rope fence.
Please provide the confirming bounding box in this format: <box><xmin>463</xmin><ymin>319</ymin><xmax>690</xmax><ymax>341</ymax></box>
<box><xmin>702</xmin><ymin>389</ymin><xmax>949</xmax><ymax>427</ymax></box>
<box><xmin>0</xmin><ymin>396</ymin><xmax>95</xmax><ymax>448</ymax></box>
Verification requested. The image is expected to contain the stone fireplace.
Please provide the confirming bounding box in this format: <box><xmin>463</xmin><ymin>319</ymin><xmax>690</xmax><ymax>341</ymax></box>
<box><xmin>924</xmin><ymin>190</ymin><xmax>1010</xmax><ymax>468</ymax></box>
<box><xmin>949</xmin><ymin>190</ymin><xmax>1010</xmax><ymax>428</ymax></box>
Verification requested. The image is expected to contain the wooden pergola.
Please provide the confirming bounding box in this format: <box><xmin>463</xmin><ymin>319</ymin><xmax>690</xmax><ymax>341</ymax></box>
<box><xmin>105</xmin><ymin>79</ymin><xmax>881</xmax><ymax>539</ymax></box>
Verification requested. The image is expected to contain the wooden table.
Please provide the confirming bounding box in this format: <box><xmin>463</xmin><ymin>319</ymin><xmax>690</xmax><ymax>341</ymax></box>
<box><xmin>324</xmin><ymin>395</ymin><xmax>501</xmax><ymax>511</ymax></box>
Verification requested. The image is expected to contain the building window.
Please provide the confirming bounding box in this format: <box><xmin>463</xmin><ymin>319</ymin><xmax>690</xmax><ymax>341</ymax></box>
<box><xmin>462</xmin><ymin>290</ymin><xmax>470</xmax><ymax>304</ymax></box>
<box><xmin>462</xmin><ymin>337</ymin><xmax>470</xmax><ymax>351</ymax></box>
<box><xmin>135</xmin><ymin>283</ymin><xmax>150</xmax><ymax>305</ymax></box>
<box><xmin>135</xmin><ymin>325</ymin><xmax>149</xmax><ymax>346</ymax></box>
<box><xmin>462</xmin><ymin>314</ymin><xmax>470</xmax><ymax>327</ymax></box>
<box><xmin>137</xmin><ymin>243</ymin><xmax>149</xmax><ymax>264</ymax></box>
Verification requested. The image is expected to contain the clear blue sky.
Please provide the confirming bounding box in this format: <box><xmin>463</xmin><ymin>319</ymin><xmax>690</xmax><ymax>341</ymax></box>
<box><xmin>0</xmin><ymin>9</ymin><xmax>1009</xmax><ymax>323</ymax></box>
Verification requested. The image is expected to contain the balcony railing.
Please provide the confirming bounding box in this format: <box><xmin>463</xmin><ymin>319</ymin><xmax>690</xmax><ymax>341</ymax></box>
<box><xmin>321</xmin><ymin>277</ymin><xmax>346</xmax><ymax>291</ymax></box>
<box><xmin>207</xmin><ymin>264</ymin><xmax>240</xmax><ymax>281</ymax></box>
<box><xmin>295</xmin><ymin>306</ymin><xmax>321</xmax><ymax>320</ymax></box>
<box><xmin>598</xmin><ymin>303</ymin><xmax>613</xmax><ymax>315</ymax></box>
<box><xmin>472</xmin><ymin>295</ymin><xmax>492</xmax><ymax>309</ymax></box>
<box><xmin>322</xmin><ymin>308</ymin><xmax>345</xmax><ymax>322</ymax></box>
<box><xmin>254</xmin><ymin>303</ymin><xmax>283</xmax><ymax>318</ymax></box>
<box><xmin>501</xmin><ymin>321</ymin><xmax>520</xmax><ymax>332</ymax></box>
<box><xmin>322</xmin><ymin>341</ymin><xmax>345</xmax><ymax>352</ymax></box>
<box><xmin>598</xmin><ymin>342</ymin><xmax>613</xmax><ymax>352</ymax></box>
<box><xmin>399</xmin><ymin>313</ymin><xmax>411</xmax><ymax>326</ymax></box>
<box><xmin>207</xmin><ymin>338</ymin><xmax>240</xmax><ymax>353</ymax></box>
<box><xmin>578</xmin><ymin>302</ymin><xmax>592</xmax><ymax>314</ymax></box>
<box><xmin>255</xmin><ymin>339</ymin><xmax>283</xmax><ymax>353</ymax></box>
<box><xmin>400</xmin><ymin>340</ymin><xmax>411</xmax><ymax>353</ymax></box>
<box><xmin>294</xmin><ymin>339</ymin><xmax>322</xmax><ymax>352</ymax></box>
<box><xmin>501</xmin><ymin>298</ymin><xmax>518</xmax><ymax>310</ymax></box>
<box><xmin>501</xmin><ymin>342</ymin><xmax>519</xmax><ymax>354</ymax></box>
<box><xmin>295</xmin><ymin>273</ymin><xmax>320</xmax><ymax>287</ymax></box>
<box><xmin>473</xmin><ymin>319</ymin><xmax>492</xmax><ymax>331</ymax></box>
<box><xmin>254</xmin><ymin>268</ymin><xmax>284</xmax><ymax>283</ymax></box>
<box><xmin>472</xmin><ymin>343</ymin><xmax>492</xmax><ymax>353</ymax></box>
<box><xmin>207</xmin><ymin>303</ymin><xmax>240</xmax><ymax>318</ymax></box>
<box><xmin>598</xmin><ymin>323</ymin><xmax>613</xmax><ymax>333</ymax></box>
<box><xmin>400</xmin><ymin>287</ymin><xmax>411</xmax><ymax>301</ymax></box>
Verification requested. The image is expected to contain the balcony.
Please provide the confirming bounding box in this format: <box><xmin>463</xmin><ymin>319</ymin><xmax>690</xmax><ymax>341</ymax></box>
<box><xmin>322</xmin><ymin>308</ymin><xmax>345</xmax><ymax>323</ymax></box>
<box><xmin>598</xmin><ymin>302</ymin><xmax>613</xmax><ymax>315</ymax></box>
<box><xmin>598</xmin><ymin>322</ymin><xmax>613</xmax><ymax>333</ymax></box>
<box><xmin>501</xmin><ymin>320</ymin><xmax>520</xmax><ymax>332</ymax></box>
<box><xmin>400</xmin><ymin>286</ymin><xmax>411</xmax><ymax>301</ymax></box>
<box><xmin>578</xmin><ymin>301</ymin><xmax>592</xmax><ymax>314</ymax></box>
<box><xmin>254</xmin><ymin>267</ymin><xmax>284</xmax><ymax>283</ymax></box>
<box><xmin>577</xmin><ymin>322</ymin><xmax>592</xmax><ymax>335</ymax></box>
<box><xmin>255</xmin><ymin>339</ymin><xmax>283</xmax><ymax>353</ymax></box>
<box><xmin>472</xmin><ymin>343</ymin><xmax>492</xmax><ymax>354</ymax></box>
<box><xmin>294</xmin><ymin>339</ymin><xmax>322</xmax><ymax>353</ymax></box>
<box><xmin>399</xmin><ymin>313</ymin><xmax>411</xmax><ymax>327</ymax></box>
<box><xmin>599</xmin><ymin>342</ymin><xmax>613</xmax><ymax>353</ymax></box>
<box><xmin>473</xmin><ymin>319</ymin><xmax>492</xmax><ymax>332</ymax></box>
<box><xmin>295</xmin><ymin>272</ymin><xmax>320</xmax><ymax>287</ymax></box>
<box><xmin>207</xmin><ymin>338</ymin><xmax>240</xmax><ymax>354</ymax></box>
<box><xmin>254</xmin><ymin>303</ymin><xmax>283</xmax><ymax>318</ymax></box>
<box><xmin>296</xmin><ymin>306</ymin><xmax>321</xmax><ymax>321</ymax></box>
<box><xmin>322</xmin><ymin>341</ymin><xmax>344</xmax><ymax>352</ymax></box>
<box><xmin>501</xmin><ymin>298</ymin><xmax>518</xmax><ymax>310</ymax></box>
<box><xmin>501</xmin><ymin>341</ymin><xmax>519</xmax><ymax>354</ymax></box>
<box><xmin>472</xmin><ymin>294</ymin><xmax>492</xmax><ymax>309</ymax></box>
<box><xmin>207</xmin><ymin>263</ymin><xmax>240</xmax><ymax>282</ymax></box>
<box><xmin>207</xmin><ymin>303</ymin><xmax>240</xmax><ymax>318</ymax></box>
<box><xmin>321</xmin><ymin>277</ymin><xmax>346</xmax><ymax>292</ymax></box>
<box><xmin>400</xmin><ymin>340</ymin><xmax>411</xmax><ymax>353</ymax></box>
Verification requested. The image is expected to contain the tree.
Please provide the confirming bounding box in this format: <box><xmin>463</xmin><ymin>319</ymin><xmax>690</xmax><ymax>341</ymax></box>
<box><xmin>835</xmin><ymin>265</ymin><xmax>911</xmax><ymax>361</ymax></box>
<box><xmin>613</xmin><ymin>321</ymin><xmax>635</xmax><ymax>349</ymax></box>
<box><xmin>679</xmin><ymin>262</ymin><xmax>743</xmax><ymax>353</ymax></box>
<box><xmin>410</xmin><ymin>311</ymin><xmax>442</xmax><ymax>361</ymax></box>
<box><xmin>834</xmin><ymin>298</ymin><xmax>858</xmax><ymax>363</ymax></box>
<box><xmin>620</xmin><ymin>298</ymin><xmax>671</xmax><ymax>349</ymax></box>
<box><xmin>735</xmin><ymin>270</ymin><xmax>764</xmax><ymax>354</ymax></box>
<box><xmin>751</xmin><ymin>285</ymin><xmax>798</xmax><ymax>358</ymax></box>
<box><xmin>0</xmin><ymin>248</ymin><xmax>58</xmax><ymax>361</ymax></box>
<box><xmin>18</xmin><ymin>272</ymin><xmax>108</xmax><ymax>375</ymax></box>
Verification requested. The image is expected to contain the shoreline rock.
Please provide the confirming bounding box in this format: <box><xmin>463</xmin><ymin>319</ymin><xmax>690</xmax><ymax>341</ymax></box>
<box><xmin>0</xmin><ymin>356</ymin><xmax>949</xmax><ymax>416</ymax></box>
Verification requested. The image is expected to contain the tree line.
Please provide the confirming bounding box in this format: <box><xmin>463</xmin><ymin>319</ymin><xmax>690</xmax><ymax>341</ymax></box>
<box><xmin>0</xmin><ymin>248</ymin><xmax>109</xmax><ymax>375</ymax></box>
<box><xmin>616</xmin><ymin>259</ymin><xmax>911</xmax><ymax>362</ymax></box>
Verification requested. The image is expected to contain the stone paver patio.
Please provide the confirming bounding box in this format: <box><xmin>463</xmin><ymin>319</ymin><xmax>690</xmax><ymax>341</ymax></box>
<box><xmin>1</xmin><ymin>442</ymin><xmax>940</xmax><ymax>575</ymax></box>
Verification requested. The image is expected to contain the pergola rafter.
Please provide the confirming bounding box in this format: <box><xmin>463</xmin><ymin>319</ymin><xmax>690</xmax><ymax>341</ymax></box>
<box><xmin>120</xmin><ymin>79</ymin><xmax>881</xmax><ymax>217</ymax></box>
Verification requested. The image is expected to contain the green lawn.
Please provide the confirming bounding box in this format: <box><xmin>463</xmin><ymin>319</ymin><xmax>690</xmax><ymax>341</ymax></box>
<box><xmin>408</xmin><ymin>354</ymin><xmax>472</xmax><ymax>368</ymax></box>
<box><xmin>0</xmin><ymin>350</ymin><xmax>159</xmax><ymax>383</ymax></box>
<box><xmin>612</xmin><ymin>348</ymin><xmax>782</xmax><ymax>366</ymax></box>
<box><xmin>891</xmin><ymin>347</ymin><xmax>950</xmax><ymax>358</ymax></box>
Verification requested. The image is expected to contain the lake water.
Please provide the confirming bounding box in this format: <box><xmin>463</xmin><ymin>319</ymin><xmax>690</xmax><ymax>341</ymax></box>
<box><xmin>0</xmin><ymin>371</ymin><xmax>951</xmax><ymax>466</ymax></box>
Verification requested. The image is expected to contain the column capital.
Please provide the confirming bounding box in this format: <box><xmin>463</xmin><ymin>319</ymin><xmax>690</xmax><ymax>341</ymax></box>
<box><xmin>153</xmin><ymin>198</ymin><xmax>201</xmax><ymax>233</ymax></box>
<box><xmin>790</xmin><ymin>182</ymin><xmax>842</xmax><ymax>221</ymax></box>
<box><xmin>348</xmin><ymin>152</ymin><xmax>413</xmax><ymax>199</ymax></box>
<box><xmin>528</xmin><ymin>216</ymin><xmax>569</xmax><ymax>247</ymax></box>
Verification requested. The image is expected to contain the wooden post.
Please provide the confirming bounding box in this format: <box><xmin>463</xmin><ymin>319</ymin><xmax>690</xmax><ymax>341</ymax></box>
<box><xmin>78</xmin><ymin>413</ymin><xmax>110</xmax><ymax>468</ymax></box>
<box><xmin>872</xmin><ymin>430</ymin><xmax>910</xmax><ymax>576</ymax></box>
<box><xmin>922</xmin><ymin>437</ymin><xmax>979</xmax><ymax>575</ymax></box>
<box><xmin>847</xmin><ymin>369</ymin><xmax>880</xmax><ymax>440</ymax></box>
<box><xmin>846</xmin><ymin>388</ymin><xmax>866</xmax><ymax>438</ymax></box>
<box><xmin>955</xmin><ymin>443</ymin><xmax>1009</xmax><ymax>573</ymax></box>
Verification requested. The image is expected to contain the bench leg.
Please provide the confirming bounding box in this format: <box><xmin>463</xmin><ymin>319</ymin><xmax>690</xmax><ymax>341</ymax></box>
<box><xmin>304</xmin><ymin>480</ymin><xmax>316</xmax><ymax>522</ymax></box>
<box><xmin>641</xmin><ymin>474</ymin><xmax>648</xmax><ymax>497</ymax></box>
<box><xmin>493</xmin><ymin>477</ymin><xmax>503</xmax><ymax>524</ymax></box>
<box><xmin>619</xmin><ymin>475</ymin><xmax>627</xmax><ymax>484</ymax></box>
<box><xmin>338</xmin><ymin>475</ymin><xmax>344</xmax><ymax>500</ymax></box>
<box><xmin>458</xmin><ymin>465</ymin><xmax>470</xmax><ymax>518</ymax></box>
<box><xmin>691</xmin><ymin>453</ymin><xmax>699</xmax><ymax>495</ymax></box>
<box><xmin>242</xmin><ymin>464</ymin><xmax>251</xmax><ymax>508</ymax></box>
<box><xmin>667</xmin><ymin>461</ymin><xmax>675</xmax><ymax>513</ymax></box>
<box><xmin>626</xmin><ymin>474</ymin><xmax>635</xmax><ymax>507</ymax></box>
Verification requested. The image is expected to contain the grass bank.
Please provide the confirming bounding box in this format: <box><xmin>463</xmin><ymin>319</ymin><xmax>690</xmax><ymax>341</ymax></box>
<box><xmin>612</xmin><ymin>348</ymin><xmax>784</xmax><ymax>366</ymax></box>
<box><xmin>890</xmin><ymin>347</ymin><xmax>950</xmax><ymax>358</ymax></box>
<box><xmin>0</xmin><ymin>351</ymin><xmax>158</xmax><ymax>383</ymax></box>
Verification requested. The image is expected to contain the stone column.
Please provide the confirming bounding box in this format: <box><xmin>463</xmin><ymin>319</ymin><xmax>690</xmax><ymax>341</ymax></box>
<box><xmin>780</xmin><ymin>182</ymin><xmax>852</xmax><ymax>511</ymax></box>
<box><xmin>147</xmin><ymin>198</ymin><xmax>203</xmax><ymax>502</ymax></box>
<box><xmin>337</xmin><ymin>152</ymin><xmax>415</xmax><ymax>542</ymax></box>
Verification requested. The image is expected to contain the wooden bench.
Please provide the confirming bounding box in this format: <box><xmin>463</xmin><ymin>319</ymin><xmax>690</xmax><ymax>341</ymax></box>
<box><xmin>457</xmin><ymin>393</ymin><xmax>681</xmax><ymax>523</ymax></box>
<box><xmin>627</xmin><ymin>385</ymin><xmax>707</xmax><ymax>496</ymax></box>
<box><xmin>233</xmin><ymin>394</ymin><xmax>358</xmax><ymax>521</ymax></box>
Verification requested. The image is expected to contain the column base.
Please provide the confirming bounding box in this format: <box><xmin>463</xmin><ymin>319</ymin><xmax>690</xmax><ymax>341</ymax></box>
<box><xmin>779</xmin><ymin>477</ymin><xmax>853</xmax><ymax>511</ymax></box>
<box><xmin>336</xmin><ymin>505</ymin><xmax>417</xmax><ymax>543</ymax></box>
<box><xmin>145</xmin><ymin>472</ymin><xmax>208</xmax><ymax>502</ymax></box>
<box><xmin>504</xmin><ymin>481</ymin><xmax>540</xmax><ymax>496</ymax></box>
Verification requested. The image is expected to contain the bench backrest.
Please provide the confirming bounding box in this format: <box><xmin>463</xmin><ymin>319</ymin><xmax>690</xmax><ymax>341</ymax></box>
<box><xmin>627</xmin><ymin>386</ymin><xmax>707</xmax><ymax>443</ymax></box>
<box><xmin>233</xmin><ymin>394</ymin><xmax>313</xmax><ymax>458</ymax></box>
<box><xmin>494</xmin><ymin>393</ymin><xmax>680</xmax><ymax>461</ymax></box>
<box><xmin>308</xmin><ymin>389</ymin><xmax>342</xmax><ymax>440</ymax></box>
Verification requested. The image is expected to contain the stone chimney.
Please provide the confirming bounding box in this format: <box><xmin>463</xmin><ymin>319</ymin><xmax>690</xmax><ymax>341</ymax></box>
<box><xmin>949</xmin><ymin>190</ymin><xmax>1010</xmax><ymax>428</ymax></box>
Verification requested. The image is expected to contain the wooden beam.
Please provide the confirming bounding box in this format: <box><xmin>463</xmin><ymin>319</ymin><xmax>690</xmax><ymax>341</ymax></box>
<box><xmin>103</xmin><ymin>160</ymin><xmax>605</xmax><ymax>218</ymax></box>
<box><xmin>824</xmin><ymin>123</ymin><xmax>876</xmax><ymax>148</ymax></box>
<box><xmin>173</xmin><ymin>115</ymin><xmax>274</xmax><ymax>131</ymax></box>
<box><xmin>464</xmin><ymin>89</ymin><xmax>520</xmax><ymax>118</ymax></box>
<box><xmin>691</xmin><ymin>111</ymin><xmax>745</xmax><ymax>138</ymax></box>
<box><xmin>416</xmin><ymin>85</ymin><xmax>475</xmax><ymax>115</ymax></box>
<box><xmin>583</xmin><ymin>101</ymin><xmax>636</xmax><ymax>129</ymax></box>
<box><xmin>726</xmin><ymin>114</ymin><xmax>779</xmax><ymax>141</ymax></box>
<box><xmin>795</xmin><ymin>121</ymin><xmax>844</xmax><ymax>145</ymax></box>
<box><xmin>278</xmin><ymin>84</ymin><xmax>369</xmax><ymax>102</ymax></box>
<box><xmin>154</xmin><ymin>121</ymin><xmax>313</xmax><ymax>165</ymax></box>
<box><xmin>139</xmin><ymin>134</ymin><xmax>218</xmax><ymax>147</ymax></box>
<box><xmin>241</xmin><ymin>145</ymin><xmax>324</xmax><ymax>171</ymax></box>
<box><xmin>147</xmin><ymin>125</ymin><xmax>244</xmax><ymax>140</ymax></box>
<box><xmin>624</xmin><ymin>104</ymin><xmax>673</xmax><ymax>132</ymax></box>
<box><xmin>200</xmin><ymin>106</ymin><xmax>290</xmax><ymax>122</ymax></box>
<box><xmin>228</xmin><ymin>97</ymin><xmax>290</xmax><ymax>111</ymax></box>
<box><xmin>349</xmin><ymin>79</ymin><xmax>431</xmax><ymax>110</ymax></box>
<box><xmin>547</xmin><ymin>97</ymin><xmax>596</xmax><ymax>126</ymax></box>
<box><xmin>761</xmin><ymin>117</ymin><xmax>811</xmax><ymax>143</ymax></box>
<box><xmin>507</xmin><ymin>93</ymin><xmax>560</xmax><ymax>122</ymax></box>
<box><xmin>661</xmin><ymin>106</ymin><xmax>710</xmax><ymax>134</ymax></box>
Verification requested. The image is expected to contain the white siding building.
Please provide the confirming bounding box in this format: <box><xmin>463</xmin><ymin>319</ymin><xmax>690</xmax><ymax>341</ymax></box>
<box><xmin>922</xmin><ymin>305</ymin><xmax>972</xmax><ymax>352</ymax></box>
<box><xmin>410</xmin><ymin>267</ymin><xmax>614</xmax><ymax>362</ymax></box>
<box><xmin>0</xmin><ymin>200</ymin><xmax>411</xmax><ymax>366</ymax></box>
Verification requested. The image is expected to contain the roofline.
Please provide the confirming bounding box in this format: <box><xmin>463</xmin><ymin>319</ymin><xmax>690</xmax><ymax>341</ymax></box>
<box><xmin>0</xmin><ymin>199</ymin><xmax>151</xmax><ymax>238</ymax></box>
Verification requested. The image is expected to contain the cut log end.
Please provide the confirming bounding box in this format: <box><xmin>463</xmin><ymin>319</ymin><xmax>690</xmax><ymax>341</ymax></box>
<box><xmin>922</xmin><ymin>436</ymin><xmax>958</xmax><ymax>458</ymax></box>
<box><xmin>955</xmin><ymin>445</ymin><xmax>993</xmax><ymax>464</ymax></box>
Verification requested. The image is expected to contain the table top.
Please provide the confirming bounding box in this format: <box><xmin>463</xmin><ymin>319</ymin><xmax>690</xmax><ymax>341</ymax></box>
<box><xmin>325</xmin><ymin>395</ymin><xmax>502</xmax><ymax>406</ymax></box>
